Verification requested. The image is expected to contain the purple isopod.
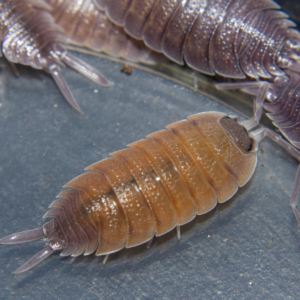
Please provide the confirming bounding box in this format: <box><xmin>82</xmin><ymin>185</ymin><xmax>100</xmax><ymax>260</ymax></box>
<box><xmin>1</xmin><ymin>0</ymin><xmax>300</xmax><ymax>146</ymax></box>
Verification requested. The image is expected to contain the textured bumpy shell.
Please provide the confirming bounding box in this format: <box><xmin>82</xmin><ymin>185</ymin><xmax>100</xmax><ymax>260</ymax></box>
<box><xmin>0</xmin><ymin>112</ymin><xmax>257</xmax><ymax>273</ymax></box>
<box><xmin>96</xmin><ymin>0</ymin><xmax>289</xmax><ymax>78</ymax></box>
<box><xmin>0</xmin><ymin>0</ymin><xmax>160</xmax><ymax>67</ymax></box>
<box><xmin>1</xmin><ymin>0</ymin><xmax>300</xmax><ymax>147</ymax></box>
<box><xmin>94</xmin><ymin>0</ymin><xmax>300</xmax><ymax>146</ymax></box>
<box><xmin>46</xmin><ymin>0</ymin><xmax>162</xmax><ymax>63</ymax></box>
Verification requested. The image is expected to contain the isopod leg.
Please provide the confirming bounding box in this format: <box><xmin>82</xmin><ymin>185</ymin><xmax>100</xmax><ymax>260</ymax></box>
<box><xmin>8</xmin><ymin>62</ymin><xmax>20</xmax><ymax>77</ymax></box>
<box><xmin>250</xmin><ymin>127</ymin><xmax>300</xmax><ymax>226</ymax></box>
<box><xmin>13</xmin><ymin>245</ymin><xmax>54</xmax><ymax>274</ymax></box>
<box><xmin>176</xmin><ymin>226</ymin><xmax>181</xmax><ymax>241</ymax></box>
<box><xmin>192</xmin><ymin>71</ymin><xmax>198</xmax><ymax>92</ymax></box>
<box><xmin>103</xmin><ymin>254</ymin><xmax>109</xmax><ymax>266</ymax></box>
<box><xmin>146</xmin><ymin>236</ymin><xmax>154</xmax><ymax>249</ymax></box>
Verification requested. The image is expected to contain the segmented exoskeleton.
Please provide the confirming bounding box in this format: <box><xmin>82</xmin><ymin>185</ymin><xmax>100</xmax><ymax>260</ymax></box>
<box><xmin>1</xmin><ymin>0</ymin><xmax>300</xmax><ymax>146</ymax></box>
<box><xmin>2</xmin><ymin>92</ymin><xmax>300</xmax><ymax>274</ymax></box>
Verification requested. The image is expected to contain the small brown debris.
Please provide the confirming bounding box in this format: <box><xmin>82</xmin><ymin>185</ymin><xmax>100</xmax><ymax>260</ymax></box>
<box><xmin>120</xmin><ymin>65</ymin><xmax>133</xmax><ymax>75</ymax></box>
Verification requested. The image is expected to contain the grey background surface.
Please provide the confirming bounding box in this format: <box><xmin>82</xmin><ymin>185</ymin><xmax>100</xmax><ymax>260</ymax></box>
<box><xmin>1</xmin><ymin>1</ymin><xmax>300</xmax><ymax>299</ymax></box>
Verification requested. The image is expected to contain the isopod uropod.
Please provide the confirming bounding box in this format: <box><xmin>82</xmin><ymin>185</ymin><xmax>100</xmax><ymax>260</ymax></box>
<box><xmin>1</xmin><ymin>92</ymin><xmax>300</xmax><ymax>274</ymax></box>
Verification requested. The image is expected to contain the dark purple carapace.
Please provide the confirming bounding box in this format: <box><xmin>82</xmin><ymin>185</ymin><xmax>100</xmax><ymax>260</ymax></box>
<box><xmin>1</xmin><ymin>0</ymin><xmax>300</xmax><ymax>147</ymax></box>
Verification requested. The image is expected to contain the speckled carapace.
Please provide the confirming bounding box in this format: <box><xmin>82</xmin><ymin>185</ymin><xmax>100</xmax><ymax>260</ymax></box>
<box><xmin>1</xmin><ymin>0</ymin><xmax>300</xmax><ymax>147</ymax></box>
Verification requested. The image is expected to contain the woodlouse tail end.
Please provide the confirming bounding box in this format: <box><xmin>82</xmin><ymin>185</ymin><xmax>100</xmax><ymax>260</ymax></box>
<box><xmin>49</xmin><ymin>65</ymin><xmax>83</xmax><ymax>114</ymax></box>
<box><xmin>12</xmin><ymin>245</ymin><xmax>54</xmax><ymax>274</ymax></box>
<box><xmin>60</xmin><ymin>51</ymin><xmax>111</xmax><ymax>87</ymax></box>
<box><xmin>0</xmin><ymin>227</ymin><xmax>45</xmax><ymax>245</ymax></box>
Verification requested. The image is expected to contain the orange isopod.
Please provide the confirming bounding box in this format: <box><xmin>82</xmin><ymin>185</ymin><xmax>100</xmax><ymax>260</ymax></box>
<box><xmin>1</xmin><ymin>110</ymin><xmax>299</xmax><ymax>274</ymax></box>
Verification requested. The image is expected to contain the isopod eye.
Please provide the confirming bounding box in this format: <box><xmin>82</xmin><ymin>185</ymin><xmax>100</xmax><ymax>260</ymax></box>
<box><xmin>219</xmin><ymin>117</ymin><xmax>252</xmax><ymax>153</ymax></box>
